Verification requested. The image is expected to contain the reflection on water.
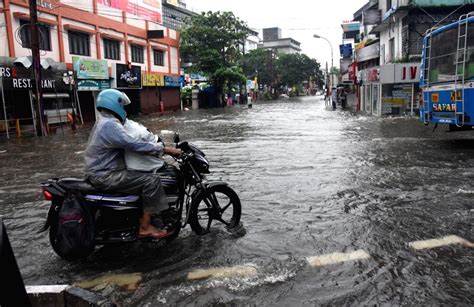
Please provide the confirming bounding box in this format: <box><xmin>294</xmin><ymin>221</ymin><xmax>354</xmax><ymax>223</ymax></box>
<box><xmin>0</xmin><ymin>96</ymin><xmax>473</xmax><ymax>305</ymax></box>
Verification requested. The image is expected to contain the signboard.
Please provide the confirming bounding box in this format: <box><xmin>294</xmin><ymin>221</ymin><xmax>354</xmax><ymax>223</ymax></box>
<box><xmin>113</xmin><ymin>63</ymin><xmax>142</xmax><ymax>89</ymax></box>
<box><xmin>355</xmin><ymin>42</ymin><xmax>380</xmax><ymax>62</ymax></box>
<box><xmin>339</xmin><ymin>44</ymin><xmax>353</xmax><ymax>58</ymax></box>
<box><xmin>77</xmin><ymin>79</ymin><xmax>110</xmax><ymax>91</ymax></box>
<box><xmin>98</xmin><ymin>0</ymin><xmax>162</xmax><ymax>23</ymax></box>
<box><xmin>142</xmin><ymin>73</ymin><xmax>164</xmax><ymax>86</ymax></box>
<box><xmin>72</xmin><ymin>56</ymin><xmax>108</xmax><ymax>80</ymax></box>
<box><xmin>380</xmin><ymin>63</ymin><xmax>420</xmax><ymax>84</ymax></box>
<box><xmin>0</xmin><ymin>65</ymin><xmax>68</xmax><ymax>91</ymax></box>
<box><xmin>164</xmin><ymin>75</ymin><xmax>184</xmax><ymax>87</ymax></box>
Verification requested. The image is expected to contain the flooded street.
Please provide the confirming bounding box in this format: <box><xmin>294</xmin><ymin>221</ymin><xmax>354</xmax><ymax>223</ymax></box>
<box><xmin>1</xmin><ymin>95</ymin><xmax>473</xmax><ymax>305</ymax></box>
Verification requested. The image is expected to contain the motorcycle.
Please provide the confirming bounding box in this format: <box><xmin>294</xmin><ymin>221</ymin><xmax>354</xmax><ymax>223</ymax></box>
<box><xmin>39</xmin><ymin>133</ymin><xmax>242</xmax><ymax>260</ymax></box>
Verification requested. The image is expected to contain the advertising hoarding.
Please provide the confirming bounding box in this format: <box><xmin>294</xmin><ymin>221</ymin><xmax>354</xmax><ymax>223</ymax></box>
<box><xmin>72</xmin><ymin>56</ymin><xmax>109</xmax><ymax>80</ymax></box>
<box><xmin>142</xmin><ymin>73</ymin><xmax>165</xmax><ymax>86</ymax></box>
<box><xmin>113</xmin><ymin>63</ymin><xmax>142</xmax><ymax>89</ymax></box>
<box><xmin>98</xmin><ymin>0</ymin><xmax>162</xmax><ymax>23</ymax></box>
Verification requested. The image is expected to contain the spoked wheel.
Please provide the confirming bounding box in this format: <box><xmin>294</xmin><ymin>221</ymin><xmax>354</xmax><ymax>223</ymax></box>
<box><xmin>189</xmin><ymin>185</ymin><xmax>241</xmax><ymax>235</ymax></box>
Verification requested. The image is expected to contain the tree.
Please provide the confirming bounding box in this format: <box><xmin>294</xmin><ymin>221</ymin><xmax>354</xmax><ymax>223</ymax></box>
<box><xmin>275</xmin><ymin>53</ymin><xmax>324</xmax><ymax>92</ymax></box>
<box><xmin>180</xmin><ymin>11</ymin><xmax>250</xmax><ymax>105</ymax></box>
<box><xmin>242</xmin><ymin>48</ymin><xmax>275</xmax><ymax>88</ymax></box>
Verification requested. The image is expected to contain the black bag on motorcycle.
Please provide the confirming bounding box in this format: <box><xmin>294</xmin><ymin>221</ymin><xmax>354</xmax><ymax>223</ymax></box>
<box><xmin>55</xmin><ymin>193</ymin><xmax>94</xmax><ymax>258</ymax></box>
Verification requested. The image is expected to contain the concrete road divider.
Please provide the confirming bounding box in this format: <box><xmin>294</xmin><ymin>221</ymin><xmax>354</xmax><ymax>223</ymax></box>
<box><xmin>187</xmin><ymin>264</ymin><xmax>258</xmax><ymax>281</ymax></box>
<box><xmin>306</xmin><ymin>250</ymin><xmax>371</xmax><ymax>267</ymax></box>
<box><xmin>408</xmin><ymin>235</ymin><xmax>474</xmax><ymax>250</ymax></box>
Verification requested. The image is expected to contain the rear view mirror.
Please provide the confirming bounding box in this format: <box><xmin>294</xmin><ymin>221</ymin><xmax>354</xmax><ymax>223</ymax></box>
<box><xmin>173</xmin><ymin>133</ymin><xmax>180</xmax><ymax>144</ymax></box>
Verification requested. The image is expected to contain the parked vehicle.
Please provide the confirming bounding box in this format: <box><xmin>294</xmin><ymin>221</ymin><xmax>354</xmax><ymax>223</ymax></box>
<box><xmin>39</xmin><ymin>134</ymin><xmax>242</xmax><ymax>260</ymax></box>
<box><xmin>420</xmin><ymin>12</ymin><xmax>474</xmax><ymax>131</ymax></box>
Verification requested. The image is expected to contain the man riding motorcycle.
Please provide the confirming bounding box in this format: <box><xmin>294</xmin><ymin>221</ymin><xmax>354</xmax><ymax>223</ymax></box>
<box><xmin>84</xmin><ymin>89</ymin><xmax>182</xmax><ymax>239</ymax></box>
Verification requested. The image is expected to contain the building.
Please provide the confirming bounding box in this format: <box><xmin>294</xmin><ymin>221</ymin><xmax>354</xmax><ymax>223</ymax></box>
<box><xmin>354</xmin><ymin>0</ymin><xmax>474</xmax><ymax>116</ymax></box>
<box><xmin>258</xmin><ymin>27</ymin><xmax>301</xmax><ymax>54</ymax></box>
<box><xmin>162</xmin><ymin>0</ymin><xmax>197</xmax><ymax>31</ymax></box>
<box><xmin>0</xmin><ymin>0</ymin><xmax>182</xmax><ymax>137</ymax></box>
<box><xmin>340</xmin><ymin>21</ymin><xmax>360</xmax><ymax>84</ymax></box>
<box><xmin>353</xmin><ymin>0</ymin><xmax>381</xmax><ymax>113</ymax></box>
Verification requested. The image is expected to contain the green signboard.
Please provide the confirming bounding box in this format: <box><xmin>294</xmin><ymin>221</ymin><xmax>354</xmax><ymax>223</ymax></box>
<box><xmin>77</xmin><ymin>79</ymin><xmax>110</xmax><ymax>91</ymax></box>
<box><xmin>73</xmin><ymin>56</ymin><xmax>109</xmax><ymax>80</ymax></box>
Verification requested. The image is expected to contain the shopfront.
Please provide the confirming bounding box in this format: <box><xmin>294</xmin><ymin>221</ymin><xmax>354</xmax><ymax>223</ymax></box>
<box><xmin>0</xmin><ymin>58</ymin><xmax>70</xmax><ymax>135</ymax></box>
<box><xmin>380</xmin><ymin>63</ymin><xmax>421</xmax><ymax>116</ymax></box>
<box><xmin>358</xmin><ymin>67</ymin><xmax>380</xmax><ymax>116</ymax></box>
<box><xmin>73</xmin><ymin>56</ymin><xmax>110</xmax><ymax>122</ymax></box>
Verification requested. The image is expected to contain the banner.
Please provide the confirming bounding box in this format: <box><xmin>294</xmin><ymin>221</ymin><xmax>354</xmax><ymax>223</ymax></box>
<box><xmin>142</xmin><ymin>73</ymin><xmax>164</xmax><ymax>86</ymax></box>
<box><xmin>73</xmin><ymin>56</ymin><xmax>109</xmax><ymax>80</ymax></box>
<box><xmin>98</xmin><ymin>0</ymin><xmax>162</xmax><ymax>23</ymax></box>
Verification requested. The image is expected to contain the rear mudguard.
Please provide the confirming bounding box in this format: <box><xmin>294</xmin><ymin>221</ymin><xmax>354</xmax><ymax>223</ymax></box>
<box><xmin>37</xmin><ymin>202</ymin><xmax>60</xmax><ymax>233</ymax></box>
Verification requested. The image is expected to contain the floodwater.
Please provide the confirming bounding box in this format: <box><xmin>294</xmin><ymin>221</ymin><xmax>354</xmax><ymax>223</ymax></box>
<box><xmin>1</xmin><ymin>96</ymin><xmax>473</xmax><ymax>305</ymax></box>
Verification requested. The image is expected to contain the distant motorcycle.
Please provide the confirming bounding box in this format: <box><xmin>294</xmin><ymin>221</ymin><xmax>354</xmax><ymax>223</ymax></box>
<box><xmin>39</xmin><ymin>134</ymin><xmax>242</xmax><ymax>260</ymax></box>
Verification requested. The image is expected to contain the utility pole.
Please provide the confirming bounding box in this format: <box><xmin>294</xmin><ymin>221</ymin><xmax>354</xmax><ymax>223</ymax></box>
<box><xmin>29</xmin><ymin>0</ymin><xmax>47</xmax><ymax>136</ymax></box>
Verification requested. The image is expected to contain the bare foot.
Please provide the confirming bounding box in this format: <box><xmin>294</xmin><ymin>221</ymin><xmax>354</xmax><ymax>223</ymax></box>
<box><xmin>138</xmin><ymin>225</ymin><xmax>168</xmax><ymax>239</ymax></box>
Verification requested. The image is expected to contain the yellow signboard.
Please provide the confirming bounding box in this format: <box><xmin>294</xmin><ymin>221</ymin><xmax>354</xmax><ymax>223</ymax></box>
<box><xmin>142</xmin><ymin>73</ymin><xmax>164</xmax><ymax>86</ymax></box>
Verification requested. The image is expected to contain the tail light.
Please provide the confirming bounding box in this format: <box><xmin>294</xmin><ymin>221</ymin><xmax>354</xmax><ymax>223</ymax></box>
<box><xmin>43</xmin><ymin>190</ymin><xmax>53</xmax><ymax>201</ymax></box>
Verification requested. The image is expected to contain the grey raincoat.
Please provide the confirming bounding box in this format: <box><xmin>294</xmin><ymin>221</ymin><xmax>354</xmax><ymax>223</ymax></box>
<box><xmin>84</xmin><ymin>112</ymin><xmax>167</xmax><ymax>213</ymax></box>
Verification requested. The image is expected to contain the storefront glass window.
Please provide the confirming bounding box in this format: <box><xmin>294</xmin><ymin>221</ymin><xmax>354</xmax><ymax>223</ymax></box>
<box><xmin>365</xmin><ymin>85</ymin><xmax>371</xmax><ymax>113</ymax></box>
<box><xmin>372</xmin><ymin>84</ymin><xmax>379</xmax><ymax>115</ymax></box>
<box><xmin>382</xmin><ymin>83</ymin><xmax>413</xmax><ymax>116</ymax></box>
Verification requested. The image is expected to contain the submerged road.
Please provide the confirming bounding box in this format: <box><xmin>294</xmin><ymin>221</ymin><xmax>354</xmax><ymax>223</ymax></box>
<box><xmin>0</xmin><ymin>95</ymin><xmax>473</xmax><ymax>305</ymax></box>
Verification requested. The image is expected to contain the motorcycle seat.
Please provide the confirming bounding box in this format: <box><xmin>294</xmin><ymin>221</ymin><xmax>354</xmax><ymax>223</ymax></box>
<box><xmin>57</xmin><ymin>178</ymin><xmax>139</xmax><ymax>200</ymax></box>
<box><xmin>58</xmin><ymin>177</ymin><xmax>97</xmax><ymax>193</ymax></box>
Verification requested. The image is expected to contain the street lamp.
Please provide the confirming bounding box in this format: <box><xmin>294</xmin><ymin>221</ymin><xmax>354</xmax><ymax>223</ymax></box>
<box><xmin>313</xmin><ymin>34</ymin><xmax>334</xmax><ymax>88</ymax></box>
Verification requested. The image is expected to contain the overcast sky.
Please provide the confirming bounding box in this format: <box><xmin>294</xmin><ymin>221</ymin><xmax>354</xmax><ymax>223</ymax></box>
<box><xmin>185</xmin><ymin>0</ymin><xmax>368</xmax><ymax>68</ymax></box>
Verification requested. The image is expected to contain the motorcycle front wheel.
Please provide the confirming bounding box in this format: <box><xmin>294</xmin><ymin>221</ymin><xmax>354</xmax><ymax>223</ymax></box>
<box><xmin>189</xmin><ymin>185</ymin><xmax>241</xmax><ymax>235</ymax></box>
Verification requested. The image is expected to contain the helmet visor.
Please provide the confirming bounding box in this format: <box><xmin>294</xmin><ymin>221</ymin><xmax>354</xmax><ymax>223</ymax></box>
<box><xmin>121</xmin><ymin>93</ymin><xmax>131</xmax><ymax>106</ymax></box>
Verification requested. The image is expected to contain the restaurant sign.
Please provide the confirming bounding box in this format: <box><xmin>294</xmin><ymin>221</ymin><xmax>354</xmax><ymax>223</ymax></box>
<box><xmin>0</xmin><ymin>65</ymin><xmax>68</xmax><ymax>91</ymax></box>
<box><xmin>73</xmin><ymin>56</ymin><xmax>109</xmax><ymax>80</ymax></box>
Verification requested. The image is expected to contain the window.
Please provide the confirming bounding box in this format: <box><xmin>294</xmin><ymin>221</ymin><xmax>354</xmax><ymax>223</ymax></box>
<box><xmin>131</xmin><ymin>44</ymin><xmax>144</xmax><ymax>63</ymax></box>
<box><xmin>104</xmin><ymin>38</ymin><xmax>120</xmax><ymax>60</ymax></box>
<box><xmin>153</xmin><ymin>49</ymin><xmax>165</xmax><ymax>66</ymax></box>
<box><xmin>68</xmin><ymin>31</ymin><xmax>90</xmax><ymax>56</ymax></box>
<box><xmin>19</xmin><ymin>19</ymin><xmax>51</xmax><ymax>51</ymax></box>
<box><xmin>386</xmin><ymin>0</ymin><xmax>392</xmax><ymax>10</ymax></box>
<box><xmin>388</xmin><ymin>38</ymin><xmax>395</xmax><ymax>63</ymax></box>
<box><xmin>428</xmin><ymin>25</ymin><xmax>474</xmax><ymax>83</ymax></box>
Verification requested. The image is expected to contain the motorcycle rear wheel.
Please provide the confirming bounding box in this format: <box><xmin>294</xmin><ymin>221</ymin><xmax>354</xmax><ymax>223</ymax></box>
<box><xmin>189</xmin><ymin>185</ymin><xmax>241</xmax><ymax>235</ymax></box>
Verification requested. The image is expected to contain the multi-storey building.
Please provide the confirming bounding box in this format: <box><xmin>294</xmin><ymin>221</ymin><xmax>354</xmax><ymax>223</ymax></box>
<box><xmin>258</xmin><ymin>28</ymin><xmax>301</xmax><ymax>54</ymax></box>
<box><xmin>162</xmin><ymin>0</ymin><xmax>197</xmax><ymax>31</ymax></box>
<box><xmin>354</xmin><ymin>0</ymin><xmax>474</xmax><ymax>116</ymax></box>
<box><xmin>0</xmin><ymin>0</ymin><xmax>182</xmax><ymax>135</ymax></box>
